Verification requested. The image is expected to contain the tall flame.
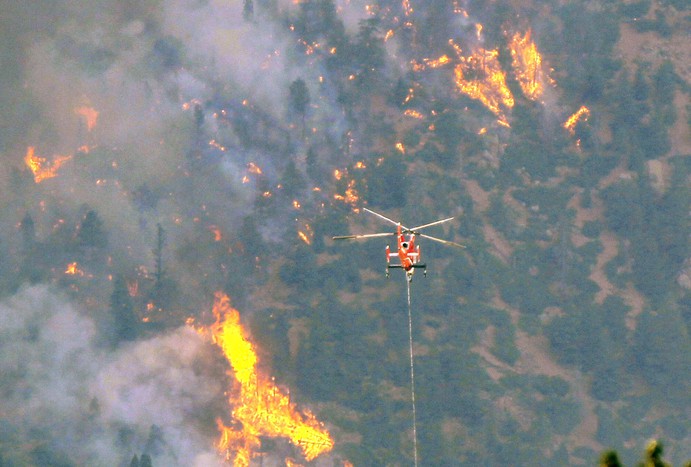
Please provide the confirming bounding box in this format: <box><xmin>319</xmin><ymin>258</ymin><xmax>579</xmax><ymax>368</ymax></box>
<box><xmin>208</xmin><ymin>292</ymin><xmax>333</xmax><ymax>464</ymax></box>
<box><xmin>509</xmin><ymin>30</ymin><xmax>545</xmax><ymax>100</ymax></box>
<box><xmin>412</xmin><ymin>26</ymin><xmax>550</xmax><ymax>127</ymax></box>
<box><xmin>24</xmin><ymin>146</ymin><xmax>72</xmax><ymax>183</ymax></box>
<box><xmin>452</xmin><ymin>44</ymin><xmax>514</xmax><ymax>126</ymax></box>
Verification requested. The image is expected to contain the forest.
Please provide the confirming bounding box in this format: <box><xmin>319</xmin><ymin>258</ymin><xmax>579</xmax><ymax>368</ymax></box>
<box><xmin>0</xmin><ymin>0</ymin><xmax>689</xmax><ymax>465</ymax></box>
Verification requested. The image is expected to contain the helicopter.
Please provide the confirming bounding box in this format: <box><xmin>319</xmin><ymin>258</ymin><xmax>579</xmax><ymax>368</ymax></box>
<box><xmin>333</xmin><ymin>208</ymin><xmax>465</xmax><ymax>282</ymax></box>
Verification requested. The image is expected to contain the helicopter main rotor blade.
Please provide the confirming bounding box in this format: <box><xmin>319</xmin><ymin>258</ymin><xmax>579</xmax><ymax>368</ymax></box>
<box><xmin>363</xmin><ymin>208</ymin><xmax>409</xmax><ymax>230</ymax></box>
<box><xmin>333</xmin><ymin>232</ymin><xmax>395</xmax><ymax>240</ymax></box>
<box><xmin>408</xmin><ymin>217</ymin><xmax>454</xmax><ymax>233</ymax></box>
<box><xmin>419</xmin><ymin>233</ymin><xmax>466</xmax><ymax>248</ymax></box>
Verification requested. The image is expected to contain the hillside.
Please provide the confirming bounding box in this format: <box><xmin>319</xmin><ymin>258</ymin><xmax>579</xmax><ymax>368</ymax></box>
<box><xmin>0</xmin><ymin>0</ymin><xmax>689</xmax><ymax>465</ymax></box>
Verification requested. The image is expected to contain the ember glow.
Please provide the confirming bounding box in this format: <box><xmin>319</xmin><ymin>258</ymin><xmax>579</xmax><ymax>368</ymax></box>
<box><xmin>74</xmin><ymin>106</ymin><xmax>99</xmax><ymax>131</ymax></box>
<box><xmin>404</xmin><ymin>109</ymin><xmax>424</xmax><ymax>119</ymax></box>
<box><xmin>207</xmin><ymin>292</ymin><xmax>333</xmax><ymax>464</ymax></box>
<box><xmin>247</xmin><ymin>162</ymin><xmax>263</xmax><ymax>175</ymax></box>
<box><xmin>209</xmin><ymin>225</ymin><xmax>223</xmax><ymax>242</ymax></box>
<box><xmin>24</xmin><ymin>146</ymin><xmax>73</xmax><ymax>183</ymax></box>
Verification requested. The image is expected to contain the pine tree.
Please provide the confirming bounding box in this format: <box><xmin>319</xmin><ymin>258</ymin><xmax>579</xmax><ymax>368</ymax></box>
<box><xmin>139</xmin><ymin>454</ymin><xmax>153</xmax><ymax>467</ymax></box>
<box><xmin>288</xmin><ymin>78</ymin><xmax>310</xmax><ymax>139</ymax></box>
<box><xmin>77</xmin><ymin>210</ymin><xmax>107</xmax><ymax>249</ymax></box>
<box><xmin>20</xmin><ymin>212</ymin><xmax>36</xmax><ymax>253</ymax></box>
<box><xmin>110</xmin><ymin>274</ymin><xmax>138</xmax><ymax>344</ymax></box>
<box><xmin>243</xmin><ymin>0</ymin><xmax>254</xmax><ymax>21</ymax></box>
<box><xmin>599</xmin><ymin>450</ymin><xmax>622</xmax><ymax>467</ymax></box>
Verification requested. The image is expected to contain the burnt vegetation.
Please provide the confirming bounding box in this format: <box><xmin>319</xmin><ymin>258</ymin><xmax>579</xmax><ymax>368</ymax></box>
<box><xmin>0</xmin><ymin>0</ymin><xmax>689</xmax><ymax>465</ymax></box>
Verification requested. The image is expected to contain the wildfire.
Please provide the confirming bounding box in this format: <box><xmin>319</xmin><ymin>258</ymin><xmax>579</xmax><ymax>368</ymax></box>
<box><xmin>452</xmin><ymin>43</ymin><xmax>514</xmax><ymax>125</ymax></box>
<box><xmin>209</xmin><ymin>225</ymin><xmax>223</xmax><ymax>242</ymax></box>
<box><xmin>24</xmin><ymin>146</ymin><xmax>72</xmax><ymax>183</ymax></box>
<box><xmin>402</xmin><ymin>0</ymin><xmax>413</xmax><ymax>16</ymax></box>
<box><xmin>247</xmin><ymin>162</ymin><xmax>263</xmax><ymax>175</ymax></box>
<box><xmin>404</xmin><ymin>109</ymin><xmax>424</xmax><ymax>119</ymax></box>
<box><xmin>75</xmin><ymin>106</ymin><xmax>99</xmax><ymax>131</ymax></box>
<box><xmin>412</xmin><ymin>54</ymin><xmax>450</xmax><ymax>71</ymax></box>
<box><xmin>298</xmin><ymin>231</ymin><xmax>311</xmax><ymax>245</ymax></box>
<box><xmin>127</xmin><ymin>280</ymin><xmax>139</xmax><ymax>297</ymax></box>
<box><xmin>563</xmin><ymin>106</ymin><xmax>590</xmax><ymax>135</ymax></box>
<box><xmin>209</xmin><ymin>139</ymin><xmax>227</xmax><ymax>152</ymax></box>
<box><xmin>64</xmin><ymin>262</ymin><xmax>84</xmax><ymax>276</ymax></box>
<box><xmin>207</xmin><ymin>292</ymin><xmax>333</xmax><ymax>464</ymax></box>
<box><xmin>334</xmin><ymin>179</ymin><xmax>360</xmax><ymax>211</ymax></box>
<box><xmin>509</xmin><ymin>30</ymin><xmax>546</xmax><ymax>100</ymax></box>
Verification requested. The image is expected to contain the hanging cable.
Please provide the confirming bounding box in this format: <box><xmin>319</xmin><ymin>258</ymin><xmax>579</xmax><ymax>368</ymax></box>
<box><xmin>406</xmin><ymin>279</ymin><xmax>419</xmax><ymax>467</ymax></box>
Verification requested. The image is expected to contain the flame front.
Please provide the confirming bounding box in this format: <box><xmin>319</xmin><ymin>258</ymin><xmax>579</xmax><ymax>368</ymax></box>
<box><xmin>452</xmin><ymin>45</ymin><xmax>514</xmax><ymax>125</ymax></box>
<box><xmin>209</xmin><ymin>292</ymin><xmax>333</xmax><ymax>464</ymax></box>
<box><xmin>509</xmin><ymin>30</ymin><xmax>545</xmax><ymax>100</ymax></box>
<box><xmin>24</xmin><ymin>146</ymin><xmax>72</xmax><ymax>183</ymax></box>
<box><xmin>563</xmin><ymin>105</ymin><xmax>590</xmax><ymax>134</ymax></box>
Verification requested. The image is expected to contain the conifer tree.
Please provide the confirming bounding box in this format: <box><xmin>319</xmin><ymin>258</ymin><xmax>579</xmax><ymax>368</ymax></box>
<box><xmin>110</xmin><ymin>274</ymin><xmax>138</xmax><ymax>343</ymax></box>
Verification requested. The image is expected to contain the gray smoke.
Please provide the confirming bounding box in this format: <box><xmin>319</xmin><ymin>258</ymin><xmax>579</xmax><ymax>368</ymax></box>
<box><xmin>0</xmin><ymin>285</ymin><xmax>226</xmax><ymax>466</ymax></box>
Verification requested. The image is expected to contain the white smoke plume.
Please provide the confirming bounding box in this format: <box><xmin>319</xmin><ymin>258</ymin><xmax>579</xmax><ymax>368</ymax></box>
<box><xmin>0</xmin><ymin>285</ymin><xmax>226</xmax><ymax>466</ymax></box>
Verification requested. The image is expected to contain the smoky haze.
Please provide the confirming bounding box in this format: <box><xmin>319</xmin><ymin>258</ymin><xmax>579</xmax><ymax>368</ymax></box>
<box><xmin>0</xmin><ymin>285</ymin><xmax>226</xmax><ymax>466</ymax></box>
<box><xmin>1</xmin><ymin>0</ymin><xmax>367</xmax><ymax>463</ymax></box>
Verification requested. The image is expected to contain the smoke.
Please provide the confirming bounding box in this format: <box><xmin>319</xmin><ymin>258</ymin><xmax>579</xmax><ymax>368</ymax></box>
<box><xmin>0</xmin><ymin>285</ymin><xmax>226</xmax><ymax>466</ymax></box>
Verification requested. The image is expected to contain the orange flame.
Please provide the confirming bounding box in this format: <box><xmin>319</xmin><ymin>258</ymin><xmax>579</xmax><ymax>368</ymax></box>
<box><xmin>452</xmin><ymin>43</ymin><xmax>514</xmax><ymax>126</ymax></box>
<box><xmin>64</xmin><ymin>262</ymin><xmax>84</xmax><ymax>276</ymax></box>
<box><xmin>24</xmin><ymin>146</ymin><xmax>72</xmax><ymax>183</ymax></box>
<box><xmin>75</xmin><ymin>106</ymin><xmax>99</xmax><ymax>131</ymax></box>
<box><xmin>412</xmin><ymin>54</ymin><xmax>451</xmax><ymax>72</ymax></box>
<box><xmin>475</xmin><ymin>23</ymin><xmax>483</xmax><ymax>41</ymax></box>
<box><xmin>248</xmin><ymin>162</ymin><xmax>263</xmax><ymax>175</ymax></box>
<box><xmin>208</xmin><ymin>292</ymin><xmax>333</xmax><ymax>464</ymax></box>
<box><xmin>209</xmin><ymin>225</ymin><xmax>223</xmax><ymax>242</ymax></box>
<box><xmin>563</xmin><ymin>106</ymin><xmax>590</xmax><ymax>135</ymax></box>
<box><xmin>127</xmin><ymin>280</ymin><xmax>139</xmax><ymax>297</ymax></box>
<box><xmin>509</xmin><ymin>30</ymin><xmax>546</xmax><ymax>100</ymax></box>
<box><xmin>298</xmin><ymin>231</ymin><xmax>311</xmax><ymax>245</ymax></box>
<box><xmin>404</xmin><ymin>109</ymin><xmax>424</xmax><ymax>119</ymax></box>
<box><xmin>334</xmin><ymin>179</ymin><xmax>360</xmax><ymax>212</ymax></box>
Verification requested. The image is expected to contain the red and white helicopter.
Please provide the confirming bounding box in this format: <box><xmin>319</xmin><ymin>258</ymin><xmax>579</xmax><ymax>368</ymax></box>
<box><xmin>333</xmin><ymin>208</ymin><xmax>465</xmax><ymax>282</ymax></box>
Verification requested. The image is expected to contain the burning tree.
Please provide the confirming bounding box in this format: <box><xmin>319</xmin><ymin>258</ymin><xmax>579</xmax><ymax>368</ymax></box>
<box><xmin>205</xmin><ymin>292</ymin><xmax>333</xmax><ymax>464</ymax></box>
